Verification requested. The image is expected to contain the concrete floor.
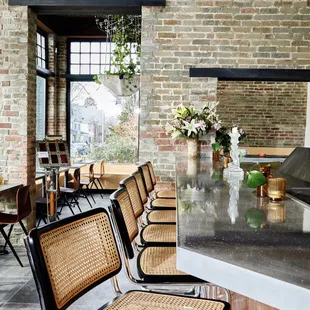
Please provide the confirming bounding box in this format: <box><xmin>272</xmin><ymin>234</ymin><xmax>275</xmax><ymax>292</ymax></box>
<box><xmin>0</xmin><ymin>193</ymin><xmax>136</xmax><ymax>310</ymax></box>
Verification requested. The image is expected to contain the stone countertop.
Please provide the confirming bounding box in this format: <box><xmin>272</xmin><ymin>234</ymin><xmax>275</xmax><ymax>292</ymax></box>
<box><xmin>176</xmin><ymin>157</ymin><xmax>310</xmax><ymax>310</ymax></box>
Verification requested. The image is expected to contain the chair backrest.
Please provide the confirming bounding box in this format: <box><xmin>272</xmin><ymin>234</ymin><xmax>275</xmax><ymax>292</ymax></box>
<box><xmin>100</xmin><ymin>160</ymin><xmax>105</xmax><ymax>176</ymax></box>
<box><xmin>89</xmin><ymin>163</ymin><xmax>95</xmax><ymax>182</ymax></box>
<box><xmin>110</xmin><ymin>187</ymin><xmax>138</xmax><ymax>259</ymax></box>
<box><xmin>72</xmin><ymin>168</ymin><xmax>80</xmax><ymax>190</ymax></box>
<box><xmin>17</xmin><ymin>184</ymin><xmax>32</xmax><ymax>220</ymax></box>
<box><xmin>25</xmin><ymin>208</ymin><xmax>121</xmax><ymax>310</ymax></box>
<box><xmin>146</xmin><ymin>161</ymin><xmax>156</xmax><ymax>186</ymax></box>
<box><xmin>132</xmin><ymin>170</ymin><xmax>148</xmax><ymax>205</ymax></box>
<box><xmin>119</xmin><ymin>176</ymin><xmax>144</xmax><ymax>219</ymax></box>
<box><xmin>138</xmin><ymin>164</ymin><xmax>153</xmax><ymax>194</ymax></box>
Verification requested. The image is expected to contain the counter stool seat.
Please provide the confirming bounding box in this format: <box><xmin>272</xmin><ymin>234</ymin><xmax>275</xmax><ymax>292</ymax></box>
<box><xmin>137</xmin><ymin>246</ymin><xmax>202</xmax><ymax>283</ymax></box>
<box><xmin>103</xmin><ymin>291</ymin><xmax>228</xmax><ymax>310</ymax></box>
<box><xmin>140</xmin><ymin>224</ymin><xmax>176</xmax><ymax>246</ymax></box>
<box><xmin>156</xmin><ymin>190</ymin><xmax>176</xmax><ymax>199</ymax></box>
<box><xmin>151</xmin><ymin>198</ymin><xmax>176</xmax><ymax>210</ymax></box>
<box><xmin>147</xmin><ymin>210</ymin><xmax>176</xmax><ymax>224</ymax></box>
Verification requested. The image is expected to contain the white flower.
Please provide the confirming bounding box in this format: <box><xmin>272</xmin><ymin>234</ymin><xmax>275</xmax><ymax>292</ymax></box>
<box><xmin>182</xmin><ymin>119</ymin><xmax>201</xmax><ymax>137</ymax></box>
<box><xmin>214</xmin><ymin>123</ymin><xmax>221</xmax><ymax>130</ymax></box>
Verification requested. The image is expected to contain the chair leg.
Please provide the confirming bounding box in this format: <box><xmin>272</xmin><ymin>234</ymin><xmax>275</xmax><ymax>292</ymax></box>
<box><xmin>87</xmin><ymin>184</ymin><xmax>96</xmax><ymax>204</ymax></box>
<box><xmin>3</xmin><ymin>224</ymin><xmax>14</xmax><ymax>251</ymax></box>
<box><xmin>94</xmin><ymin>179</ymin><xmax>104</xmax><ymax>199</ymax></box>
<box><xmin>71</xmin><ymin>194</ymin><xmax>82</xmax><ymax>212</ymax></box>
<box><xmin>18</xmin><ymin>220</ymin><xmax>28</xmax><ymax>235</ymax></box>
<box><xmin>0</xmin><ymin>227</ymin><xmax>23</xmax><ymax>267</ymax></box>
<box><xmin>64</xmin><ymin>195</ymin><xmax>75</xmax><ymax>216</ymax></box>
<box><xmin>80</xmin><ymin>188</ymin><xmax>93</xmax><ymax>209</ymax></box>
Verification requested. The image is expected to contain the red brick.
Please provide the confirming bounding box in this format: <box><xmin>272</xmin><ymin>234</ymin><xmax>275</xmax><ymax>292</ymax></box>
<box><xmin>2</xmin><ymin>81</ymin><xmax>10</xmax><ymax>86</ymax></box>
<box><xmin>0</xmin><ymin>69</ymin><xmax>8</xmax><ymax>74</ymax></box>
<box><xmin>3</xmin><ymin>111</ymin><xmax>18</xmax><ymax>117</ymax></box>
<box><xmin>0</xmin><ymin>123</ymin><xmax>11</xmax><ymax>128</ymax></box>
<box><xmin>158</xmin><ymin>146</ymin><xmax>176</xmax><ymax>151</ymax></box>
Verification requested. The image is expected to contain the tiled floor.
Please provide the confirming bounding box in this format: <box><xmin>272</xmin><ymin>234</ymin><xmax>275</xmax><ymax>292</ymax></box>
<box><xmin>0</xmin><ymin>193</ymin><xmax>136</xmax><ymax>310</ymax></box>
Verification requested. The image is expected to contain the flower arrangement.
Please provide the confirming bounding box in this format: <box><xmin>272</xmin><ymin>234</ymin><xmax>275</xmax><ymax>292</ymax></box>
<box><xmin>212</xmin><ymin>126</ymin><xmax>247</xmax><ymax>154</ymax></box>
<box><xmin>165</xmin><ymin>103</ymin><xmax>221</xmax><ymax>139</ymax></box>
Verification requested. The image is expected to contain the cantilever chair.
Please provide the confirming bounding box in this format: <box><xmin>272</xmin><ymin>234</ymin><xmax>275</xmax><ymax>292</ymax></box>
<box><xmin>132</xmin><ymin>170</ymin><xmax>176</xmax><ymax>225</ymax></box>
<box><xmin>25</xmin><ymin>208</ymin><xmax>230</xmax><ymax>310</ymax></box>
<box><xmin>146</xmin><ymin>161</ymin><xmax>176</xmax><ymax>199</ymax></box>
<box><xmin>119</xmin><ymin>175</ymin><xmax>176</xmax><ymax>246</ymax></box>
<box><xmin>0</xmin><ymin>184</ymin><xmax>31</xmax><ymax>267</ymax></box>
<box><xmin>138</xmin><ymin>164</ymin><xmax>176</xmax><ymax>210</ymax></box>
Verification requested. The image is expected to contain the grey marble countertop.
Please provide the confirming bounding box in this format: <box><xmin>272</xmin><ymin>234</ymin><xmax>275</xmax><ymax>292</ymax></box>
<box><xmin>176</xmin><ymin>157</ymin><xmax>310</xmax><ymax>309</ymax></box>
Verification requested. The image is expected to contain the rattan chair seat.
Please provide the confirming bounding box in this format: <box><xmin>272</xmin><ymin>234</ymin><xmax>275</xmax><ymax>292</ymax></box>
<box><xmin>147</xmin><ymin>210</ymin><xmax>176</xmax><ymax>224</ymax></box>
<box><xmin>140</xmin><ymin>224</ymin><xmax>176</xmax><ymax>245</ymax></box>
<box><xmin>156</xmin><ymin>190</ymin><xmax>176</xmax><ymax>199</ymax></box>
<box><xmin>151</xmin><ymin>198</ymin><xmax>176</xmax><ymax>209</ymax></box>
<box><xmin>105</xmin><ymin>291</ymin><xmax>227</xmax><ymax>310</ymax></box>
<box><xmin>137</xmin><ymin>246</ymin><xmax>202</xmax><ymax>282</ymax></box>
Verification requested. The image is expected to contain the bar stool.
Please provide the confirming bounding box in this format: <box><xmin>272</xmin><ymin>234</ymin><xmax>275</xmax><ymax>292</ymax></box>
<box><xmin>0</xmin><ymin>184</ymin><xmax>31</xmax><ymax>267</ymax></box>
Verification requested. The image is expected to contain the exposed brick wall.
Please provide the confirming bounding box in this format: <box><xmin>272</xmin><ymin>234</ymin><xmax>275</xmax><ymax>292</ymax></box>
<box><xmin>217</xmin><ymin>81</ymin><xmax>307</xmax><ymax>147</ymax></box>
<box><xmin>0</xmin><ymin>1</ymin><xmax>37</xmax><ymax>244</ymax></box>
<box><xmin>56</xmin><ymin>36</ymin><xmax>67</xmax><ymax>139</ymax></box>
<box><xmin>140</xmin><ymin>0</ymin><xmax>310</xmax><ymax>187</ymax></box>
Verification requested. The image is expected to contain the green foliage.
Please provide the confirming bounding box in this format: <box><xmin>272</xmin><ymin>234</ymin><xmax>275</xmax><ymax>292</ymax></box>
<box><xmin>245</xmin><ymin>170</ymin><xmax>267</xmax><ymax>188</ymax></box>
<box><xmin>211</xmin><ymin>142</ymin><xmax>221</xmax><ymax>152</ymax></box>
<box><xmin>89</xmin><ymin>134</ymin><xmax>136</xmax><ymax>163</ymax></box>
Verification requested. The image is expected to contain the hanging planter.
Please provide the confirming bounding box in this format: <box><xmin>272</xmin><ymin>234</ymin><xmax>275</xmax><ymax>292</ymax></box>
<box><xmin>99</xmin><ymin>74</ymin><xmax>140</xmax><ymax>97</ymax></box>
<box><xmin>94</xmin><ymin>15</ymin><xmax>141</xmax><ymax>97</ymax></box>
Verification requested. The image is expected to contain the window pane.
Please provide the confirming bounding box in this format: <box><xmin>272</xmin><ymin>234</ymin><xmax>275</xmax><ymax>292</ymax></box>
<box><xmin>81</xmin><ymin>42</ymin><xmax>90</xmax><ymax>53</ymax></box>
<box><xmin>37</xmin><ymin>33</ymin><xmax>40</xmax><ymax>45</ymax></box>
<box><xmin>91</xmin><ymin>53</ymin><xmax>100</xmax><ymax>64</ymax></box>
<box><xmin>71</xmin><ymin>65</ymin><xmax>80</xmax><ymax>74</ymax></box>
<box><xmin>101</xmin><ymin>54</ymin><xmax>110</xmax><ymax>65</ymax></box>
<box><xmin>37</xmin><ymin>47</ymin><xmax>41</xmax><ymax>58</ymax></box>
<box><xmin>81</xmin><ymin>53</ymin><xmax>90</xmax><ymax>63</ymax></box>
<box><xmin>42</xmin><ymin>48</ymin><xmax>46</xmax><ymax>60</ymax></box>
<box><xmin>101</xmin><ymin>42</ymin><xmax>108</xmax><ymax>53</ymax></box>
<box><xmin>91</xmin><ymin>65</ymin><xmax>100</xmax><ymax>74</ymax></box>
<box><xmin>36</xmin><ymin>76</ymin><xmax>46</xmax><ymax>140</ymax></box>
<box><xmin>41</xmin><ymin>36</ymin><xmax>46</xmax><ymax>47</ymax></box>
<box><xmin>80</xmin><ymin>65</ymin><xmax>90</xmax><ymax>74</ymax></box>
<box><xmin>42</xmin><ymin>60</ymin><xmax>46</xmax><ymax>68</ymax></box>
<box><xmin>91</xmin><ymin>42</ymin><xmax>100</xmax><ymax>53</ymax></box>
<box><xmin>71</xmin><ymin>54</ymin><xmax>80</xmax><ymax>64</ymax></box>
<box><xmin>71</xmin><ymin>42</ymin><xmax>80</xmax><ymax>53</ymax></box>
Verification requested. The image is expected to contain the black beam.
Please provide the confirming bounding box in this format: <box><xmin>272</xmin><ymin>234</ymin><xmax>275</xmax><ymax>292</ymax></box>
<box><xmin>189</xmin><ymin>68</ymin><xmax>310</xmax><ymax>82</ymax></box>
<box><xmin>37</xmin><ymin>67</ymin><xmax>55</xmax><ymax>78</ymax></box>
<box><xmin>9</xmin><ymin>0</ymin><xmax>165</xmax><ymax>6</ymax></box>
<box><xmin>61</xmin><ymin>74</ymin><xmax>96</xmax><ymax>81</ymax></box>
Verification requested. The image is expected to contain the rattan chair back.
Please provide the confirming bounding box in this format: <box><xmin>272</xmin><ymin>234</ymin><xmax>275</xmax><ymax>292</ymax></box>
<box><xmin>110</xmin><ymin>187</ymin><xmax>138</xmax><ymax>259</ymax></box>
<box><xmin>138</xmin><ymin>164</ymin><xmax>153</xmax><ymax>194</ymax></box>
<box><xmin>119</xmin><ymin>176</ymin><xmax>144</xmax><ymax>219</ymax></box>
<box><xmin>146</xmin><ymin>161</ymin><xmax>157</xmax><ymax>186</ymax></box>
<box><xmin>89</xmin><ymin>163</ymin><xmax>95</xmax><ymax>182</ymax></box>
<box><xmin>25</xmin><ymin>208</ymin><xmax>122</xmax><ymax>310</ymax></box>
<box><xmin>16</xmin><ymin>184</ymin><xmax>32</xmax><ymax>220</ymax></box>
<box><xmin>132</xmin><ymin>170</ymin><xmax>148</xmax><ymax>205</ymax></box>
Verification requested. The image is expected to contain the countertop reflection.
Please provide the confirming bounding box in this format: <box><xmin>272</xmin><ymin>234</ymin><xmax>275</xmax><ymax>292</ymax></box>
<box><xmin>176</xmin><ymin>157</ymin><xmax>310</xmax><ymax>291</ymax></box>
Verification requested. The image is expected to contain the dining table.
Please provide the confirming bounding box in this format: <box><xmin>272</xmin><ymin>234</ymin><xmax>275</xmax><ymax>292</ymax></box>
<box><xmin>176</xmin><ymin>156</ymin><xmax>310</xmax><ymax>310</ymax></box>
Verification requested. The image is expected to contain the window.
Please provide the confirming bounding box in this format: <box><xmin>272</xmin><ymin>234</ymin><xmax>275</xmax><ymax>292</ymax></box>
<box><xmin>36</xmin><ymin>32</ymin><xmax>47</xmax><ymax>69</ymax></box>
<box><xmin>36</xmin><ymin>76</ymin><xmax>46</xmax><ymax>140</ymax></box>
<box><xmin>69</xmin><ymin>40</ymin><xmax>138</xmax><ymax>75</ymax></box>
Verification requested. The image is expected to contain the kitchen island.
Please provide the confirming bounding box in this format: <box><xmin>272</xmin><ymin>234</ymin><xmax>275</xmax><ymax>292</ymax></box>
<box><xmin>176</xmin><ymin>157</ymin><xmax>310</xmax><ymax>310</ymax></box>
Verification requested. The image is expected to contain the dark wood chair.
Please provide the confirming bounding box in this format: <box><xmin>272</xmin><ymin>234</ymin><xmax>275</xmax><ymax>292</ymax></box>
<box><xmin>0</xmin><ymin>184</ymin><xmax>31</xmax><ymax>267</ymax></box>
<box><xmin>24</xmin><ymin>207</ymin><xmax>230</xmax><ymax>310</ymax></box>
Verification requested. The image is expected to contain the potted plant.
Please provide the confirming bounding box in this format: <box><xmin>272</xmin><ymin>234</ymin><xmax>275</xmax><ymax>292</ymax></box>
<box><xmin>165</xmin><ymin>103</ymin><xmax>221</xmax><ymax>158</ymax></box>
<box><xmin>94</xmin><ymin>15</ymin><xmax>140</xmax><ymax>97</ymax></box>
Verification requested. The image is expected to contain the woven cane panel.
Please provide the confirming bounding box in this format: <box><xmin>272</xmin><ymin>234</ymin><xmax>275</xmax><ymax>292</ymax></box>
<box><xmin>140</xmin><ymin>247</ymin><xmax>188</xmax><ymax>276</ymax></box>
<box><xmin>133</xmin><ymin>172</ymin><xmax>148</xmax><ymax>204</ymax></box>
<box><xmin>146</xmin><ymin>162</ymin><xmax>156</xmax><ymax>185</ymax></box>
<box><xmin>142</xmin><ymin>225</ymin><xmax>176</xmax><ymax>243</ymax></box>
<box><xmin>39</xmin><ymin>213</ymin><xmax>121</xmax><ymax>309</ymax></box>
<box><xmin>116</xmin><ymin>191</ymin><xmax>138</xmax><ymax>242</ymax></box>
<box><xmin>148</xmin><ymin>210</ymin><xmax>176</xmax><ymax>223</ymax></box>
<box><xmin>157</xmin><ymin>190</ymin><xmax>176</xmax><ymax>199</ymax></box>
<box><xmin>142</xmin><ymin>166</ymin><xmax>153</xmax><ymax>193</ymax></box>
<box><xmin>152</xmin><ymin>198</ymin><xmax>176</xmax><ymax>208</ymax></box>
<box><xmin>105</xmin><ymin>291</ymin><xmax>225</xmax><ymax>310</ymax></box>
<box><xmin>124</xmin><ymin>178</ymin><xmax>144</xmax><ymax>218</ymax></box>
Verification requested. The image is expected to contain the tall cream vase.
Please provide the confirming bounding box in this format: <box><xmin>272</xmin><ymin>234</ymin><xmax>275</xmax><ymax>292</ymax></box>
<box><xmin>187</xmin><ymin>139</ymin><xmax>198</xmax><ymax>158</ymax></box>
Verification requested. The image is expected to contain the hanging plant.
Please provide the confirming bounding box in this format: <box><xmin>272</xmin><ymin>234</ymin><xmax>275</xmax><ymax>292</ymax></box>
<box><xmin>94</xmin><ymin>15</ymin><xmax>141</xmax><ymax>95</ymax></box>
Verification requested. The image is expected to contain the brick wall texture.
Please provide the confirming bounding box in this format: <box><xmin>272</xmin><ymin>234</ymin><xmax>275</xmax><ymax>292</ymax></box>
<box><xmin>140</xmin><ymin>0</ymin><xmax>310</xmax><ymax>188</ymax></box>
<box><xmin>217</xmin><ymin>81</ymin><xmax>307</xmax><ymax>147</ymax></box>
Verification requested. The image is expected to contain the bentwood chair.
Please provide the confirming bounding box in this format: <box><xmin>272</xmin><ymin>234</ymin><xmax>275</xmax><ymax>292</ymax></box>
<box><xmin>119</xmin><ymin>176</ymin><xmax>176</xmax><ymax>246</ymax></box>
<box><xmin>132</xmin><ymin>170</ymin><xmax>176</xmax><ymax>225</ymax></box>
<box><xmin>25</xmin><ymin>208</ymin><xmax>230</xmax><ymax>310</ymax></box>
<box><xmin>0</xmin><ymin>184</ymin><xmax>31</xmax><ymax>267</ymax></box>
<box><xmin>93</xmin><ymin>160</ymin><xmax>105</xmax><ymax>192</ymax></box>
<box><xmin>138</xmin><ymin>164</ymin><xmax>176</xmax><ymax>210</ymax></box>
<box><xmin>80</xmin><ymin>163</ymin><xmax>98</xmax><ymax>204</ymax></box>
<box><xmin>146</xmin><ymin>161</ymin><xmax>176</xmax><ymax>199</ymax></box>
